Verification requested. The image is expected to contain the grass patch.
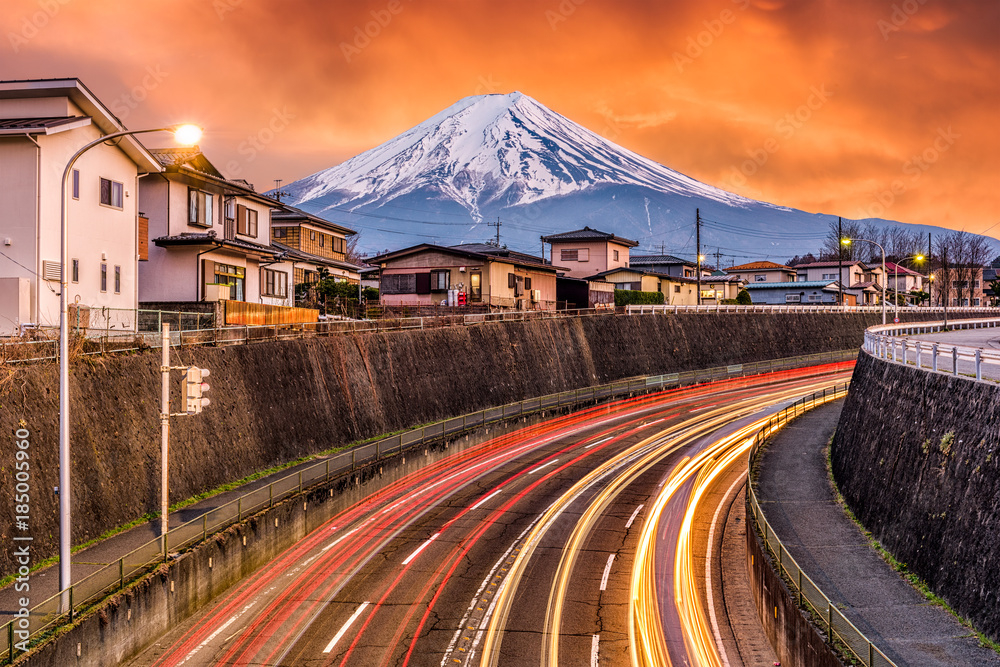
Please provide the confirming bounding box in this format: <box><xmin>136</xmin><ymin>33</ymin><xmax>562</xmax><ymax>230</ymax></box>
<box><xmin>824</xmin><ymin>440</ymin><xmax>1000</xmax><ymax>655</ymax></box>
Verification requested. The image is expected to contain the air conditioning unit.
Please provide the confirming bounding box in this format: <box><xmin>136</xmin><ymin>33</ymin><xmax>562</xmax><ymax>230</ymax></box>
<box><xmin>530</xmin><ymin>289</ymin><xmax>541</xmax><ymax>302</ymax></box>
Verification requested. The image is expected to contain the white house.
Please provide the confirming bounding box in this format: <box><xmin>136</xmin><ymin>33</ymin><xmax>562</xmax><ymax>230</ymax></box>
<box><xmin>726</xmin><ymin>261</ymin><xmax>797</xmax><ymax>283</ymax></box>
<box><xmin>138</xmin><ymin>149</ymin><xmax>293</xmax><ymax>309</ymax></box>
<box><xmin>795</xmin><ymin>260</ymin><xmax>884</xmax><ymax>305</ymax></box>
<box><xmin>0</xmin><ymin>78</ymin><xmax>162</xmax><ymax>335</ymax></box>
<box><xmin>540</xmin><ymin>227</ymin><xmax>638</xmax><ymax>279</ymax></box>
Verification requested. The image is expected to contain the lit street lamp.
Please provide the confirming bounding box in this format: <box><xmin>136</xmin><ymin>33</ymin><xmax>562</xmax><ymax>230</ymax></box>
<box><xmin>892</xmin><ymin>254</ymin><xmax>925</xmax><ymax>318</ymax></box>
<box><xmin>58</xmin><ymin>124</ymin><xmax>201</xmax><ymax>606</ymax></box>
<box><xmin>842</xmin><ymin>237</ymin><xmax>886</xmax><ymax>325</ymax></box>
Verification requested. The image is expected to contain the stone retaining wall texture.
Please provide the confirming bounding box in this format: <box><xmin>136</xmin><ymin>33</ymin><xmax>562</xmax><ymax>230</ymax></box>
<box><xmin>832</xmin><ymin>350</ymin><xmax>1000</xmax><ymax>640</ymax></box>
<box><xmin>0</xmin><ymin>311</ymin><xmax>935</xmax><ymax>577</ymax></box>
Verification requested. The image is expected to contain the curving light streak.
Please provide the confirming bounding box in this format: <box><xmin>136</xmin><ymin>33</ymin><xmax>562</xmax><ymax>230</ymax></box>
<box><xmin>630</xmin><ymin>380</ymin><xmax>847</xmax><ymax>667</ymax></box>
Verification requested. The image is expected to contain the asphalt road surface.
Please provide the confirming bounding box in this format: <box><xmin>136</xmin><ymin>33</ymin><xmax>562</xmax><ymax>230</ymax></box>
<box><xmin>126</xmin><ymin>363</ymin><xmax>853</xmax><ymax>667</ymax></box>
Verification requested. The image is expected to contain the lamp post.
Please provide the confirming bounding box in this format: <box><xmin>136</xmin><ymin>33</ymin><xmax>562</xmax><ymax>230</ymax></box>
<box><xmin>892</xmin><ymin>254</ymin><xmax>925</xmax><ymax>318</ymax></box>
<box><xmin>842</xmin><ymin>237</ymin><xmax>886</xmax><ymax>325</ymax></box>
<box><xmin>58</xmin><ymin>123</ymin><xmax>201</xmax><ymax>606</ymax></box>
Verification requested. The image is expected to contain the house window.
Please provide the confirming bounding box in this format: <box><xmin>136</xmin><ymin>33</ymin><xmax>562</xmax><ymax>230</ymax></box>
<box><xmin>100</xmin><ymin>178</ymin><xmax>123</xmax><ymax>209</ymax></box>
<box><xmin>72</xmin><ymin>170</ymin><xmax>80</xmax><ymax>199</ymax></box>
<box><xmin>673</xmin><ymin>285</ymin><xmax>681</xmax><ymax>293</ymax></box>
<box><xmin>310</xmin><ymin>230</ymin><xmax>316</xmax><ymax>241</ymax></box>
<box><xmin>212</xmin><ymin>262</ymin><xmax>246</xmax><ymax>301</ymax></box>
<box><xmin>318</xmin><ymin>234</ymin><xmax>325</xmax><ymax>248</ymax></box>
<box><xmin>261</xmin><ymin>268</ymin><xmax>288</xmax><ymax>298</ymax></box>
<box><xmin>754</xmin><ymin>274</ymin><xmax>767</xmax><ymax>282</ymax></box>
<box><xmin>431</xmin><ymin>269</ymin><xmax>450</xmax><ymax>291</ymax></box>
<box><xmin>560</xmin><ymin>249</ymin><xmax>578</xmax><ymax>262</ymax></box>
<box><xmin>785</xmin><ymin>294</ymin><xmax>801</xmax><ymax>303</ymax></box>
<box><xmin>333</xmin><ymin>236</ymin><xmax>346</xmax><ymax>254</ymax></box>
<box><xmin>114</xmin><ymin>265</ymin><xmax>121</xmax><ymax>294</ymax></box>
<box><xmin>236</xmin><ymin>205</ymin><xmax>258</xmax><ymax>237</ymax></box>
<box><xmin>470</xmin><ymin>271</ymin><xmax>482</xmax><ymax>301</ymax></box>
<box><xmin>382</xmin><ymin>273</ymin><xmax>417</xmax><ymax>294</ymax></box>
<box><xmin>975</xmin><ymin>298</ymin><xmax>982</xmax><ymax>306</ymax></box>
<box><xmin>524</xmin><ymin>276</ymin><xmax>532</xmax><ymax>291</ymax></box>
<box><xmin>613</xmin><ymin>249</ymin><xmax>619</xmax><ymax>262</ymax></box>
<box><xmin>100</xmin><ymin>263</ymin><xmax>107</xmax><ymax>292</ymax></box>
<box><xmin>273</xmin><ymin>227</ymin><xmax>286</xmax><ymax>238</ymax></box>
<box><xmin>71</xmin><ymin>259</ymin><xmax>79</xmax><ymax>283</ymax></box>
<box><xmin>822</xmin><ymin>273</ymin><xmax>837</xmax><ymax>280</ymax></box>
<box><xmin>189</xmin><ymin>189</ymin><xmax>215</xmax><ymax>227</ymax></box>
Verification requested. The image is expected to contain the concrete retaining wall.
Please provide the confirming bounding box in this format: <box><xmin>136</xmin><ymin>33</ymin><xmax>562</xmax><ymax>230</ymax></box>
<box><xmin>0</xmin><ymin>311</ymin><xmax>944</xmax><ymax>578</ymax></box>
<box><xmin>745</xmin><ymin>510</ymin><xmax>844</xmax><ymax>667</ymax></box>
<box><xmin>832</xmin><ymin>350</ymin><xmax>1000</xmax><ymax>641</ymax></box>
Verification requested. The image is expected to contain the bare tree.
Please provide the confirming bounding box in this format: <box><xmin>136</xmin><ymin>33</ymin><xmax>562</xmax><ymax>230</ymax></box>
<box><xmin>822</xmin><ymin>219</ymin><xmax>864</xmax><ymax>260</ymax></box>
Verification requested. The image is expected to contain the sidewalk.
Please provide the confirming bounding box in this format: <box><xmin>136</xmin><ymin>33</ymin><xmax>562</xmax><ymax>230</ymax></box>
<box><xmin>755</xmin><ymin>401</ymin><xmax>1000</xmax><ymax>667</ymax></box>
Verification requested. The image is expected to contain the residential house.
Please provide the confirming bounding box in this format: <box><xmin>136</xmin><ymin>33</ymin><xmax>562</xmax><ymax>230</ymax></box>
<box><xmin>884</xmin><ymin>261</ymin><xmax>926</xmax><ymax>304</ymax></box>
<box><xmin>588</xmin><ymin>267</ymin><xmax>744</xmax><ymax>305</ymax></box>
<box><xmin>270</xmin><ymin>203</ymin><xmax>359</xmax><ymax>290</ymax></box>
<box><xmin>743</xmin><ymin>280</ymin><xmax>843</xmax><ymax>305</ymax></box>
<box><xmin>726</xmin><ymin>261</ymin><xmax>796</xmax><ymax>283</ymax></box>
<box><xmin>795</xmin><ymin>260</ymin><xmax>884</xmax><ymax>305</ymax></box>
<box><xmin>138</xmin><ymin>148</ymin><xmax>295</xmax><ymax>311</ymax></box>
<box><xmin>0</xmin><ymin>78</ymin><xmax>162</xmax><ymax>334</ymax></box>
<box><xmin>629</xmin><ymin>254</ymin><xmax>701</xmax><ymax>278</ymax></box>
<box><xmin>369</xmin><ymin>243</ymin><xmax>560</xmax><ymax>310</ymax></box>
<box><xmin>932</xmin><ymin>266</ymin><xmax>985</xmax><ymax>307</ymax></box>
<box><xmin>540</xmin><ymin>227</ymin><xmax>638</xmax><ymax>279</ymax></box>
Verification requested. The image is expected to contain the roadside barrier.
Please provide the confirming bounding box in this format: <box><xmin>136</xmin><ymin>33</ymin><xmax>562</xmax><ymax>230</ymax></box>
<box><xmin>864</xmin><ymin>317</ymin><xmax>1000</xmax><ymax>381</ymax></box>
<box><xmin>746</xmin><ymin>384</ymin><xmax>898</xmax><ymax>667</ymax></box>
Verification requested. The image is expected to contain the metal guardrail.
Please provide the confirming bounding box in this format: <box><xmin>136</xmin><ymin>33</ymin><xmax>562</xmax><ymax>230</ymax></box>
<box><xmin>627</xmin><ymin>304</ymin><xmax>1000</xmax><ymax>315</ymax></box>
<box><xmin>863</xmin><ymin>317</ymin><xmax>1000</xmax><ymax>381</ymax></box>
<box><xmin>0</xmin><ymin>347</ymin><xmax>857</xmax><ymax>662</ymax></box>
<box><xmin>746</xmin><ymin>384</ymin><xmax>899</xmax><ymax>667</ymax></box>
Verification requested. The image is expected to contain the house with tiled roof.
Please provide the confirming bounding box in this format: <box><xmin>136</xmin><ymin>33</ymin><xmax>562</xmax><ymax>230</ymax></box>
<box><xmin>138</xmin><ymin>148</ymin><xmax>315</xmax><ymax>319</ymax></box>
<box><xmin>540</xmin><ymin>227</ymin><xmax>638</xmax><ymax>279</ymax></box>
<box><xmin>0</xmin><ymin>78</ymin><xmax>163</xmax><ymax>334</ymax></box>
<box><xmin>795</xmin><ymin>260</ymin><xmax>885</xmax><ymax>305</ymax></box>
<box><xmin>629</xmin><ymin>254</ymin><xmax>700</xmax><ymax>278</ymax></box>
<box><xmin>725</xmin><ymin>260</ymin><xmax>797</xmax><ymax>283</ymax></box>
<box><xmin>368</xmin><ymin>243</ymin><xmax>561</xmax><ymax>310</ymax></box>
<box><xmin>587</xmin><ymin>267</ymin><xmax>744</xmax><ymax>305</ymax></box>
<box><xmin>269</xmin><ymin>202</ymin><xmax>361</xmax><ymax>296</ymax></box>
<box><xmin>743</xmin><ymin>280</ymin><xmax>844</xmax><ymax>305</ymax></box>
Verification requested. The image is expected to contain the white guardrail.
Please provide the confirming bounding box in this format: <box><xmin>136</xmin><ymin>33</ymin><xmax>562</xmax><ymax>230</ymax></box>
<box><xmin>626</xmin><ymin>304</ymin><xmax>1000</xmax><ymax>315</ymax></box>
<box><xmin>864</xmin><ymin>317</ymin><xmax>1000</xmax><ymax>382</ymax></box>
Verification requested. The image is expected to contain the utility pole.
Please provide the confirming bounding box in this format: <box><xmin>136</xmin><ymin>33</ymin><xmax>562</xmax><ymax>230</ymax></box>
<box><xmin>714</xmin><ymin>247</ymin><xmax>722</xmax><ymax>269</ymax></box>
<box><xmin>942</xmin><ymin>246</ymin><xmax>949</xmax><ymax>328</ymax></box>
<box><xmin>927</xmin><ymin>232</ymin><xmax>932</xmax><ymax>307</ymax></box>
<box><xmin>488</xmin><ymin>217</ymin><xmax>501</xmax><ymax>247</ymax></box>
<box><xmin>696</xmin><ymin>208</ymin><xmax>702</xmax><ymax>306</ymax></box>
<box><xmin>838</xmin><ymin>217</ymin><xmax>844</xmax><ymax>307</ymax></box>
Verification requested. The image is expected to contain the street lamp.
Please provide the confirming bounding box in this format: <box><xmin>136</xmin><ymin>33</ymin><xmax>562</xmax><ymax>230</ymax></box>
<box><xmin>58</xmin><ymin>123</ymin><xmax>201</xmax><ymax>606</ymax></box>
<box><xmin>842</xmin><ymin>237</ymin><xmax>886</xmax><ymax>325</ymax></box>
<box><xmin>892</xmin><ymin>254</ymin><xmax>924</xmax><ymax>318</ymax></box>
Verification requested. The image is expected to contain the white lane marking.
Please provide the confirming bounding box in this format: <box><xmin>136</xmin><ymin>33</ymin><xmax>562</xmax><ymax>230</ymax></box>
<box><xmin>176</xmin><ymin>599</ymin><xmax>259</xmax><ymax>665</ymax></box>
<box><xmin>469</xmin><ymin>488</ymin><xmax>503</xmax><ymax>511</ymax></box>
<box><xmin>528</xmin><ymin>458</ymin><xmax>559</xmax><ymax>474</ymax></box>
<box><xmin>706</xmin><ymin>471</ymin><xmax>746</xmax><ymax>667</ymax></box>
<box><xmin>402</xmin><ymin>533</ymin><xmax>440</xmax><ymax>566</ymax></box>
<box><xmin>599</xmin><ymin>554</ymin><xmax>615</xmax><ymax>591</ymax></box>
<box><xmin>322</xmin><ymin>601</ymin><xmax>371</xmax><ymax>654</ymax></box>
<box><xmin>625</xmin><ymin>504</ymin><xmax>644</xmax><ymax>529</ymax></box>
<box><xmin>320</xmin><ymin>527</ymin><xmax>358</xmax><ymax>552</ymax></box>
<box><xmin>591</xmin><ymin>634</ymin><xmax>600</xmax><ymax>667</ymax></box>
<box><xmin>692</xmin><ymin>404</ymin><xmax>717</xmax><ymax>412</ymax></box>
<box><xmin>585</xmin><ymin>436</ymin><xmax>613</xmax><ymax>449</ymax></box>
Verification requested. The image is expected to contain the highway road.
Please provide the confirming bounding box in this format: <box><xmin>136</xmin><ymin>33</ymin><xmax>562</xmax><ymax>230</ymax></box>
<box><xmin>127</xmin><ymin>363</ymin><xmax>853</xmax><ymax>667</ymax></box>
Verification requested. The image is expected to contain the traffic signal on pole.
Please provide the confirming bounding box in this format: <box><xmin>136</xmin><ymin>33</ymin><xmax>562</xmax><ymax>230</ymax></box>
<box><xmin>183</xmin><ymin>367</ymin><xmax>211</xmax><ymax>414</ymax></box>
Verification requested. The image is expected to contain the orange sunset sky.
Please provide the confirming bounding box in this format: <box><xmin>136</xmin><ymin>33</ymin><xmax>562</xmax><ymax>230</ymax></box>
<box><xmin>2</xmin><ymin>0</ymin><xmax>997</xmax><ymax>241</ymax></box>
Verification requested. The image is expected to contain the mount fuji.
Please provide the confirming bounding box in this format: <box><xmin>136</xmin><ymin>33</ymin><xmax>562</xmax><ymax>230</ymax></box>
<box><xmin>277</xmin><ymin>92</ymin><xmax>995</xmax><ymax>263</ymax></box>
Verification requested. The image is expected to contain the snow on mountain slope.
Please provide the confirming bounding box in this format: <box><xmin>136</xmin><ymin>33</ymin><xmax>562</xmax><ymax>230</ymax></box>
<box><xmin>284</xmin><ymin>92</ymin><xmax>772</xmax><ymax>222</ymax></box>
<box><xmin>279</xmin><ymin>92</ymin><xmax>997</xmax><ymax>260</ymax></box>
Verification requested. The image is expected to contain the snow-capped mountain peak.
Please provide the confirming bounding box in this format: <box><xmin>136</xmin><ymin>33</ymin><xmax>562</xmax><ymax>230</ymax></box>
<box><xmin>283</xmin><ymin>91</ymin><xmax>754</xmax><ymax>223</ymax></box>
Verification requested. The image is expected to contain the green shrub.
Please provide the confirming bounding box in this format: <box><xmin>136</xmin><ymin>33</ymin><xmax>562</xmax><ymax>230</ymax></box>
<box><xmin>614</xmin><ymin>290</ymin><xmax>665</xmax><ymax>307</ymax></box>
<box><xmin>736</xmin><ymin>288</ymin><xmax>752</xmax><ymax>305</ymax></box>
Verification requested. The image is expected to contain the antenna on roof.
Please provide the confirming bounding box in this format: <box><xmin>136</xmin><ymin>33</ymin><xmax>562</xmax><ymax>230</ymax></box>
<box><xmin>272</xmin><ymin>179</ymin><xmax>289</xmax><ymax>202</ymax></box>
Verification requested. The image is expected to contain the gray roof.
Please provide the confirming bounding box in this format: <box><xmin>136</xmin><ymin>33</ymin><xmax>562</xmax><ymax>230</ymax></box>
<box><xmin>743</xmin><ymin>280</ymin><xmax>841</xmax><ymax>290</ymax></box>
<box><xmin>630</xmin><ymin>254</ymin><xmax>694</xmax><ymax>266</ymax></box>
<box><xmin>270</xmin><ymin>240</ymin><xmax>361</xmax><ymax>272</ymax></box>
<box><xmin>153</xmin><ymin>233</ymin><xmax>279</xmax><ymax>257</ymax></box>
<box><xmin>270</xmin><ymin>203</ymin><xmax>357</xmax><ymax>236</ymax></box>
<box><xmin>0</xmin><ymin>116</ymin><xmax>91</xmax><ymax>134</ymax></box>
<box><xmin>540</xmin><ymin>227</ymin><xmax>639</xmax><ymax>247</ymax></box>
